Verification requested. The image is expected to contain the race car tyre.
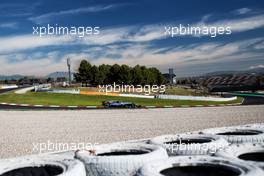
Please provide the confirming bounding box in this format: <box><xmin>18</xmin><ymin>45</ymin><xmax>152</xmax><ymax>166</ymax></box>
<box><xmin>149</xmin><ymin>134</ymin><xmax>228</xmax><ymax>156</ymax></box>
<box><xmin>75</xmin><ymin>143</ymin><xmax>168</xmax><ymax>176</ymax></box>
<box><xmin>137</xmin><ymin>155</ymin><xmax>264</xmax><ymax>176</ymax></box>
<box><xmin>216</xmin><ymin>143</ymin><xmax>264</xmax><ymax>169</ymax></box>
<box><xmin>0</xmin><ymin>151</ymin><xmax>86</xmax><ymax>176</ymax></box>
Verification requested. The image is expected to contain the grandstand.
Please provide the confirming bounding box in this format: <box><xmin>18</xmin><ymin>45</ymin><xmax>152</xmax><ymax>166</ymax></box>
<box><xmin>202</xmin><ymin>75</ymin><xmax>264</xmax><ymax>92</ymax></box>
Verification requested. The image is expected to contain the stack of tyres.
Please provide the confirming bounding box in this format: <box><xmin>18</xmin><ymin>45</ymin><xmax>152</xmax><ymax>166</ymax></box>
<box><xmin>0</xmin><ymin>123</ymin><xmax>264</xmax><ymax>176</ymax></box>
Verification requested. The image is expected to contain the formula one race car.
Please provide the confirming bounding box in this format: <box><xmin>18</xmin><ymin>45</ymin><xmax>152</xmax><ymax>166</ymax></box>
<box><xmin>102</xmin><ymin>100</ymin><xmax>137</xmax><ymax>108</ymax></box>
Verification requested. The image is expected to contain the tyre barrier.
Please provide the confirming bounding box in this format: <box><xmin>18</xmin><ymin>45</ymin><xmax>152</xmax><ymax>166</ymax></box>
<box><xmin>1</xmin><ymin>123</ymin><xmax>264</xmax><ymax>176</ymax></box>
<box><xmin>75</xmin><ymin>143</ymin><xmax>168</xmax><ymax>176</ymax></box>
<box><xmin>216</xmin><ymin>143</ymin><xmax>264</xmax><ymax>169</ymax></box>
<box><xmin>149</xmin><ymin>134</ymin><xmax>229</xmax><ymax>156</ymax></box>
<box><xmin>136</xmin><ymin>156</ymin><xmax>264</xmax><ymax>176</ymax></box>
<box><xmin>200</xmin><ymin>125</ymin><xmax>264</xmax><ymax>144</ymax></box>
<box><xmin>0</xmin><ymin>151</ymin><xmax>86</xmax><ymax>176</ymax></box>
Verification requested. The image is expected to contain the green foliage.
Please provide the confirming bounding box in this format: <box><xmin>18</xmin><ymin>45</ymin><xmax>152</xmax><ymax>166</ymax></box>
<box><xmin>74</xmin><ymin>60</ymin><xmax>92</xmax><ymax>86</ymax></box>
<box><xmin>74</xmin><ymin>60</ymin><xmax>165</xmax><ymax>86</ymax></box>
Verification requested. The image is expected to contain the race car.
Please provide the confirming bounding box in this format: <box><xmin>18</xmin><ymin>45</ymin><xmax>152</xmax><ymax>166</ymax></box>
<box><xmin>102</xmin><ymin>100</ymin><xmax>137</xmax><ymax>108</ymax></box>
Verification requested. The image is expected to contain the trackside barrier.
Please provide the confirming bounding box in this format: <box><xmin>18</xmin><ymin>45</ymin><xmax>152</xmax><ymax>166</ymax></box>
<box><xmin>15</xmin><ymin>87</ymin><xmax>35</xmax><ymax>94</ymax></box>
<box><xmin>0</xmin><ymin>85</ymin><xmax>18</xmax><ymax>89</ymax></box>
<box><xmin>34</xmin><ymin>84</ymin><xmax>52</xmax><ymax>92</ymax></box>
<box><xmin>80</xmin><ymin>91</ymin><xmax>118</xmax><ymax>96</ymax></box>
<box><xmin>119</xmin><ymin>94</ymin><xmax>155</xmax><ymax>99</ymax></box>
<box><xmin>156</xmin><ymin>94</ymin><xmax>237</xmax><ymax>102</ymax></box>
<box><xmin>48</xmin><ymin>89</ymin><xmax>80</xmax><ymax>94</ymax></box>
<box><xmin>0</xmin><ymin>124</ymin><xmax>264</xmax><ymax>176</ymax></box>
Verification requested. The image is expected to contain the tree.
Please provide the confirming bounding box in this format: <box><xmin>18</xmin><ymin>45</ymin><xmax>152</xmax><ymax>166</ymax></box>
<box><xmin>109</xmin><ymin>64</ymin><xmax>121</xmax><ymax>83</ymax></box>
<box><xmin>98</xmin><ymin>64</ymin><xmax>111</xmax><ymax>84</ymax></box>
<box><xmin>74</xmin><ymin>60</ymin><xmax>165</xmax><ymax>86</ymax></box>
<box><xmin>74</xmin><ymin>60</ymin><xmax>92</xmax><ymax>86</ymax></box>
<box><xmin>90</xmin><ymin>65</ymin><xmax>99</xmax><ymax>85</ymax></box>
<box><xmin>150</xmin><ymin>67</ymin><xmax>165</xmax><ymax>85</ymax></box>
<box><xmin>120</xmin><ymin>64</ymin><xmax>132</xmax><ymax>84</ymax></box>
<box><xmin>131</xmin><ymin>65</ymin><xmax>143</xmax><ymax>85</ymax></box>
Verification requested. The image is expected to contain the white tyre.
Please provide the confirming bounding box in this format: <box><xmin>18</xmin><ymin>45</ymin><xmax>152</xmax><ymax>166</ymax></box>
<box><xmin>242</xmin><ymin>123</ymin><xmax>264</xmax><ymax>130</ymax></box>
<box><xmin>75</xmin><ymin>143</ymin><xmax>168</xmax><ymax>176</ymax></box>
<box><xmin>216</xmin><ymin>143</ymin><xmax>264</xmax><ymax>169</ymax></box>
<box><xmin>149</xmin><ymin>134</ymin><xmax>228</xmax><ymax>156</ymax></box>
<box><xmin>137</xmin><ymin>156</ymin><xmax>264</xmax><ymax>176</ymax></box>
<box><xmin>0</xmin><ymin>151</ymin><xmax>86</xmax><ymax>176</ymax></box>
<box><xmin>201</xmin><ymin>125</ymin><xmax>264</xmax><ymax>144</ymax></box>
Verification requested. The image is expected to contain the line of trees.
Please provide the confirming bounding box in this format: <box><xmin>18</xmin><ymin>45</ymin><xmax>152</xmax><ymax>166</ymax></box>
<box><xmin>74</xmin><ymin>60</ymin><xmax>165</xmax><ymax>86</ymax></box>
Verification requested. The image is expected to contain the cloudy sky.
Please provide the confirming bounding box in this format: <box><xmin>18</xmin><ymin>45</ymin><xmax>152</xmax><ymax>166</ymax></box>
<box><xmin>0</xmin><ymin>0</ymin><xmax>264</xmax><ymax>77</ymax></box>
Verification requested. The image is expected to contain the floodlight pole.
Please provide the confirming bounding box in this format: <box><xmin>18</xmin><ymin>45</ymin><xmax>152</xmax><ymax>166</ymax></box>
<box><xmin>67</xmin><ymin>58</ymin><xmax>71</xmax><ymax>85</ymax></box>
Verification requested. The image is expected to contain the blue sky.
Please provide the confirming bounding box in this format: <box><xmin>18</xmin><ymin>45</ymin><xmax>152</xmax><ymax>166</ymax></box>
<box><xmin>0</xmin><ymin>0</ymin><xmax>264</xmax><ymax>76</ymax></box>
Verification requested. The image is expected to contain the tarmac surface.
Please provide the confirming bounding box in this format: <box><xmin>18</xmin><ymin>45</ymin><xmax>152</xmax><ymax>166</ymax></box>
<box><xmin>0</xmin><ymin>105</ymin><xmax>263</xmax><ymax>159</ymax></box>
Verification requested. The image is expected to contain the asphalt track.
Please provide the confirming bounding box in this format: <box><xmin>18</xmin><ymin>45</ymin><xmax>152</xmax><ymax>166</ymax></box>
<box><xmin>242</xmin><ymin>96</ymin><xmax>264</xmax><ymax>105</ymax></box>
<box><xmin>0</xmin><ymin>105</ymin><xmax>263</xmax><ymax>158</ymax></box>
<box><xmin>0</xmin><ymin>88</ymin><xmax>20</xmax><ymax>94</ymax></box>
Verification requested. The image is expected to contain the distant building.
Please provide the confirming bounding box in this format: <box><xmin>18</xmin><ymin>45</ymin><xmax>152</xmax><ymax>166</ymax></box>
<box><xmin>163</xmin><ymin>68</ymin><xmax>176</xmax><ymax>84</ymax></box>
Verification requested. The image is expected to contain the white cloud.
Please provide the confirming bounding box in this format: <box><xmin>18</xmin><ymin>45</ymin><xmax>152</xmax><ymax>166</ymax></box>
<box><xmin>234</xmin><ymin>8</ymin><xmax>251</xmax><ymax>15</ymax></box>
<box><xmin>213</xmin><ymin>14</ymin><xmax>264</xmax><ymax>33</ymax></box>
<box><xmin>29</xmin><ymin>5</ymin><xmax>116</xmax><ymax>24</ymax></box>
<box><xmin>250</xmin><ymin>65</ymin><xmax>264</xmax><ymax>69</ymax></box>
<box><xmin>1</xmin><ymin>9</ymin><xmax>264</xmax><ymax>76</ymax></box>
<box><xmin>0</xmin><ymin>25</ymin><xmax>165</xmax><ymax>54</ymax></box>
<box><xmin>254</xmin><ymin>41</ymin><xmax>264</xmax><ymax>49</ymax></box>
<box><xmin>1</xmin><ymin>37</ymin><xmax>263</xmax><ymax>76</ymax></box>
<box><xmin>0</xmin><ymin>22</ymin><xmax>17</xmax><ymax>29</ymax></box>
<box><xmin>169</xmin><ymin>14</ymin><xmax>264</xmax><ymax>37</ymax></box>
<box><xmin>89</xmin><ymin>37</ymin><xmax>264</xmax><ymax>72</ymax></box>
<box><xmin>0</xmin><ymin>35</ymin><xmax>74</xmax><ymax>54</ymax></box>
<box><xmin>1</xmin><ymin>13</ymin><xmax>263</xmax><ymax>55</ymax></box>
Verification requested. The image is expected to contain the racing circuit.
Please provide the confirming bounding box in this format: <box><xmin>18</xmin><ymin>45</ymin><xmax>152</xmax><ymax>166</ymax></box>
<box><xmin>0</xmin><ymin>87</ymin><xmax>264</xmax><ymax>176</ymax></box>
